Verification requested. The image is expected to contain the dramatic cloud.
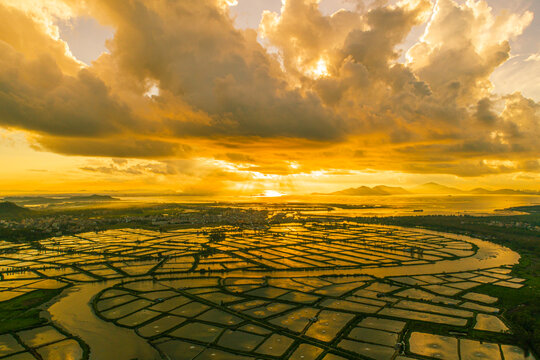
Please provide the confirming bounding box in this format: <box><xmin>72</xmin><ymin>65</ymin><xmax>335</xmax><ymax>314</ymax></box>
<box><xmin>37</xmin><ymin>136</ymin><xmax>191</xmax><ymax>158</ymax></box>
<box><xmin>0</xmin><ymin>0</ymin><xmax>538</xmax><ymax>187</ymax></box>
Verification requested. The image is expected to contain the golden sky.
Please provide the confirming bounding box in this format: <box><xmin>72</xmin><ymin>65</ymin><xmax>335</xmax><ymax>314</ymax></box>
<box><xmin>0</xmin><ymin>0</ymin><xmax>539</xmax><ymax>195</ymax></box>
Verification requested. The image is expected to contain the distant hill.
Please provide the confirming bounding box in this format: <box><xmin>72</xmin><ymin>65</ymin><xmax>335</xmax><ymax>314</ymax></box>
<box><xmin>505</xmin><ymin>205</ymin><xmax>540</xmax><ymax>214</ymax></box>
<box><xmin>3</xmin><ymin>194</ymin><xmax>119</xmax><ymax>205</ymax></box>
<box><xmin>469</xmin><ymin>188</ymin><xmax>539</xmax><ymax>195</ymax></box>
<box><xmin>411</xmin><ymin>182</ymin><xmax>464</xmax><ymax>194</ymax></box>
<box><xmin>317</xmin><ymin>185</ymin><xmax>410</xmax><ymax>196</ymax></box>
<box><xmin>68</xmin><ymin>194</ymin><xmax>119</xmax><ymax>201</ymax></box>
<box><xmin>317</xmin><ymin>182</ymin><xmax>539</xmax><ymax>196</ymax></box>
<box><xmin>332</xmin><ymin>186</ymin><xmax>388</xmax><ymax>196</ymax></box>
<box><xmin>0</xmin><ymin>201</ymin><xmax>31</xmax><ymax>218</ymax></box>
<box><xmin>413</xmin><ymin>183</ymin><xmax>539</xmax><ymax>195</ymax></box>
<box><xmin>373</xmin><ymin>185</ymin><xmax>411</xmax><ymax>195</ymax></box>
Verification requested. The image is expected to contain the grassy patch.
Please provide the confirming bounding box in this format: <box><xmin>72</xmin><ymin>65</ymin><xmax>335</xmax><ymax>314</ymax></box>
<box><xmin>0</xmin><ymin>288</ymin><xmax>64</xmax><ymax>333</ymax></box>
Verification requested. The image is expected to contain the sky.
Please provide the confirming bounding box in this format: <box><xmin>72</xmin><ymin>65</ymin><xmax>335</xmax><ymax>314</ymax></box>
<box><xmin>0</xmin><ymin>0</ymin><xmax>539</xmax><ymax>196</ymax></box>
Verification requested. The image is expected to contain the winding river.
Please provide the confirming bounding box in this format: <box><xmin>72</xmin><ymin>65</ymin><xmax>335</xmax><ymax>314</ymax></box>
<box><xmin>44</xmin><ymin>227</ymin><xmax>520</xmax><ymax>360</ymax></box>
<box><xmin>47</xmin><ymin>281</ymin><xmax>161</xmax><ymax>360</ymax></box>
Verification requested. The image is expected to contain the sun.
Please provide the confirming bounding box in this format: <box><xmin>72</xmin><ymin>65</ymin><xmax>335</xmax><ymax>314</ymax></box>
<box><xmin>307</xmin><ymin>58</ymin><xmax>329</xmax><ymax>79</ymax></box>
<box><xmin>260</xmin><ymin>190</ymin><xmax>286</xmax><ymax>197</ymax></box>
<box><xmin>304</xmin><ymin>57</ymin><xmax>330</xmax><ymax>79</ymax></box>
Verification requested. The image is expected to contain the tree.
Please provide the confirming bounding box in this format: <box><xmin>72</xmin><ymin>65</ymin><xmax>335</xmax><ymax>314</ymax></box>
<box><xmin>208</xmin><ymin>229</ymin><xmax>226</xmax><ymax>243</ymax></box>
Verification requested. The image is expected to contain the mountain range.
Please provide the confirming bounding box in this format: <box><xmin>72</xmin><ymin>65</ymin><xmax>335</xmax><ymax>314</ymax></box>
<box><xmin>316</xmin><ymin>182</ymin><xmax>540</xmax><ymax>196</ymax></box>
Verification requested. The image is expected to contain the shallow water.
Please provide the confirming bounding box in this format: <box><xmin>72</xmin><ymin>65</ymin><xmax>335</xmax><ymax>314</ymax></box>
<box><xmin>41</xmin><ymin>226</ymin><xmax>520</xmax><ymax>360</ymax></box>
<box><xmin>46</xmin><ymin>281</ymin><xmax>161</xmax><ymax>360</ymax></box>
<box><xmin>214</xmin><ymin>226</ymin><xmax>521</xmax><ymax>279</ymax></box>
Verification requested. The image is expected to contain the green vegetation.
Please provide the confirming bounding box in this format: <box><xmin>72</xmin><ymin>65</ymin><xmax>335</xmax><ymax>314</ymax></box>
<box><xmin>1</xmin><ymin>200</ymin><xmax>539</xmax><ymax>357</ymax></box>
<box><xmin>356</xmin><ymin>212</ymin><xmax>540</xmax><ymax>255</ymax></box>
<box><xmin>208</xmin><ymin>229</ymin><xmax>227</xmax><ymax>243</ymax></box>
<box><xmin>0</xmin><ymin>202</ymin><xmax>271</xmax><ymax>245</ymax></box>
<box><xmin>0</xmin><ymin>201</ymin><xmax>31</xmax><ymax>218</ymax></box>
<box><xmin>356</xmin><ymin>211</ymin><xmax>540</xmax><ymax>355</ymax></box>
<box><xmin>474</xmin><ymin>280</ymin><xmax>540</xmax><ymax>355</ymax></box>
<box><xmin>0</xmin><ymin>288</ymin><xmax>64</xmax><ymax>333</ymax></box>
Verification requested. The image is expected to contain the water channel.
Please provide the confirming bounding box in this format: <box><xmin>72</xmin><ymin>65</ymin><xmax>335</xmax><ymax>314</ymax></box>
<box><xmin>45</xmin><ymin>227</ymin><xmax>520</xmax><ymax>359</ymax></box>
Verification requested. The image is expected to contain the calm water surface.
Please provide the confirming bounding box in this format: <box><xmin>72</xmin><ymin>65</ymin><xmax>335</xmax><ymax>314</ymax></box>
<box><xmin>47</xmin><ymin>281</ymin><xmax>161</xmax><ymax>360</ymax></box>
<box><xmin>117</xmin><ymin>194</ymin><xmax>539</xmax><ymax>216</ymax></box>
<box><xmin>44</xmin><ymin>226</ymin><xmax>519</xmax><ymax>359</ymax></box>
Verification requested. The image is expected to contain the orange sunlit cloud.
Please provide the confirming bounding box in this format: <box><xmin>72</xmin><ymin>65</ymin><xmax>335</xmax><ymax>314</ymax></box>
<box><xmin>0</xmin><ymin>0</ymin><xmax>539</xmax><ymax>195</ymax></box>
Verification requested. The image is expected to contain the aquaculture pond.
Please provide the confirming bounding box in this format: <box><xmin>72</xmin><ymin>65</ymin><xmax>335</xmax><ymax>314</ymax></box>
<box><xmin>0</xmin><ymin>222</ymin><xmax>534</xmax><ymax>359</ymax></box>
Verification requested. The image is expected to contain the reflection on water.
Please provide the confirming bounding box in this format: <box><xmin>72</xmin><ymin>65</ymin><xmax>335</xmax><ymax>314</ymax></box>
<box><xmin>42</xmin><ymin>226</ymin><xmax>521</xmax><ymax>360</ymax></box>
<box><xmin>117</xmin><ymin>194</ymin><xmax>540</xmax><ymax>216</ymax></box>
<box><xmin>224</xmin><ymin>227</ymin><xmax>520</xmax><ymax>279</ymax></box>
<box><xmin>47</xmin><ymin>281</ymin><xmax>161</xmax><ymax>360</ymax></box>
<box><xmin>149</xmin><ymin>226</ymin><xmax>519</xmax><ymax>280</ymax></box>
<box><xmin>303</xmin><ymin>195</ymin><xmax>540</xmax><ymax>216</ymax></box>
